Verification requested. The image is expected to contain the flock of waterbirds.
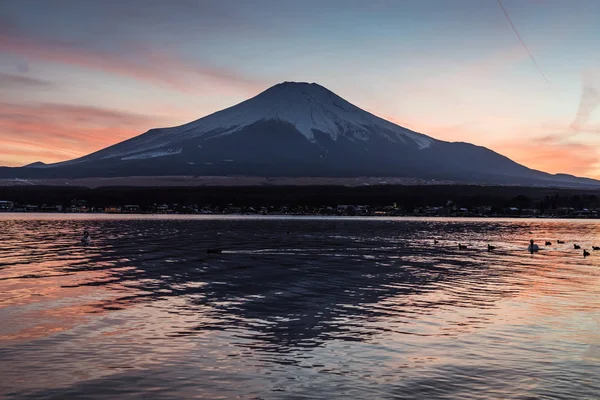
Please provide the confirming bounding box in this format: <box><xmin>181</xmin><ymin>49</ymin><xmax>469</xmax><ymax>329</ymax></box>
<box><xmin>78</xmin><ymin>230</ymin><xmax>597</xmax><ymax>258</ymax></box>
<box><xmin>455</xmin><ymin>239</ymin><xmax>600</xmax><ymax>258</ymax></box>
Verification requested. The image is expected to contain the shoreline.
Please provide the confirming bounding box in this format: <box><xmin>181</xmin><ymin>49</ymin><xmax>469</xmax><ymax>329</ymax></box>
<box><xmin>2</xmin><ymin>211</ymin><xmax>600</xmax><ymax>221</ymax></box>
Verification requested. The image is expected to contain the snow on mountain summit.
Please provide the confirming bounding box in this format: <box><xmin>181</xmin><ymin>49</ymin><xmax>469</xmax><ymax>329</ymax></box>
<box><xmin>8</xmin><ymin>81</ymin><xmax>600</xmax><ymax>187</ymax></box>
<box><xmin>177</xmin><ymin>81</ymin><xmax>433</xmax><ymax>148</ymax></box>
<box><xmin>60</xmin><ymin>81</ymin><xmax>435</xmax><ymax>163</ymax></box>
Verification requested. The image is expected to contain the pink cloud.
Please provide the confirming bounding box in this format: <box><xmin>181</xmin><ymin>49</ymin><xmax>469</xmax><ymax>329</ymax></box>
<box><xmin>0</xmin><ymin>32</ymin><xmax>265</xmax><ymax>95</ymax></box>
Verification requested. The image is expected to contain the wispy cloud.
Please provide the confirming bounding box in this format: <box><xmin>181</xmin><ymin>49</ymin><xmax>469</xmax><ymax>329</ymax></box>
<box><xmin>0</xmin><ymin>29</ymin><xmax>266</xmax><ymax>95</ymax></box>
<box><xmin>0</xmin><ymin>72</ymin><xmax>53</xmax><ymax>89</ymax></box>
<box><xmin>569</xmin><ymin>72</ymin><xmax>600</xmax><ymax>132</ymax></box>
<box><xmin>0</xmin><ymin>102</ymin><xmax>165</xmax><ymax>128</ymax></box>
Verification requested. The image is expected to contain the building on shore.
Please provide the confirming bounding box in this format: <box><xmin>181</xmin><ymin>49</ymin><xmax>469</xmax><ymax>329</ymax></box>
<box><xmin>0</xmin><ymin>200</ymin><xmax>14</xmax><ymax>211</ymax></box>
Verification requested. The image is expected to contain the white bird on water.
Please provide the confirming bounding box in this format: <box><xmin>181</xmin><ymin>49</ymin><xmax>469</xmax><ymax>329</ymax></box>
<box><xmin>81</xmin><ymin>230</ymin><xmax>91</xmax><ymax>245</ymax></box>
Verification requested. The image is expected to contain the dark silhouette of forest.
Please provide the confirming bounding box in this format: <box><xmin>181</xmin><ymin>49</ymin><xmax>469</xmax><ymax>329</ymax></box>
<box><xmin>1</xmin><ymin>185</ymin><xmax>600</xmax><ymax>211</ymax></box>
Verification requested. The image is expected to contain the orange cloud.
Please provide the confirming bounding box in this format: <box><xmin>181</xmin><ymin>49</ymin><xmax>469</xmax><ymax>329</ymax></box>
<box><xmin>372</xmin><ymin>113</ymin><xmax>600</xmax><ymax>178</ymax></box>
<box><xmin>493</xmin><ymin>134</ymin><xmax>600</xmax><ymax>178</ymax></box>
<box><xmin>0</xmin><ymin>32</ymin><xmax>265</xmax><ymax>95</ymax></box>
<box><xmin>0</xmin><ymin>102</ymin><xmax>172</xmax><ymax>166</ymax></box>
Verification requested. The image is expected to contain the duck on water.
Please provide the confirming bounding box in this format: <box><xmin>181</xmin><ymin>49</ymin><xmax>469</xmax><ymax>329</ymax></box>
<box><xmin>583</xmin><ymin>249</ymin><xmax>591</xmax><ymax>257</ymax></box>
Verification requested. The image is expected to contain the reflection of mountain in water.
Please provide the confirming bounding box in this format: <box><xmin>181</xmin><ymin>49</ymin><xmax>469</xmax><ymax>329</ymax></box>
<box><xmin>58</xmin><ymin>219</ymin><xmax>526</xmax><ymax>352</ymax></box>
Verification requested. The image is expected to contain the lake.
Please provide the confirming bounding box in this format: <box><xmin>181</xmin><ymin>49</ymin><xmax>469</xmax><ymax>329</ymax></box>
<box><xmin>0</xmin><ymin>214</ymin><xmax>599</xmax><ymax>399</ymax></box>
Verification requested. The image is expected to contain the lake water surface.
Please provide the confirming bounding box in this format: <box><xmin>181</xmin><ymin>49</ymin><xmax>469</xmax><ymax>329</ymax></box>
<box><xmin>1</xmin><ymin>215</ymin><xmax>599</xmax><ymax>399</ymax></box>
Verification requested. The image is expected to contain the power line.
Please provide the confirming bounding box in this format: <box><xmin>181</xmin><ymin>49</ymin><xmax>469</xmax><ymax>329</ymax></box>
<box><xmin>496</xmin><ymin>0</ymin><xmax>550</xmax><ymax>85</ymax></box>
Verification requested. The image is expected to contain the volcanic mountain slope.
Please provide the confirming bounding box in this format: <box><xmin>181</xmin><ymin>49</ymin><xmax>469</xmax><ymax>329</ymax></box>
<box><xmin>1</xmin><ymin>81</ymin><xmax>598</xmax><ymax>187</ymax></box>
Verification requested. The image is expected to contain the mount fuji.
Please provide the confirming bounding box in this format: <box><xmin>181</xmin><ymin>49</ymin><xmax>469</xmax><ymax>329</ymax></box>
<box><xmin>1</xmin><ymin>81</ymin><xmax>598</xmax><ymax>187</ymax></box>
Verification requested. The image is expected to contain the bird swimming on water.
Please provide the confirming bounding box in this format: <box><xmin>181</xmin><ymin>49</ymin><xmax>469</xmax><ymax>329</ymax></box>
<box><xmin>545</xmin><ymin>241</ymin><xmax>552</xmax><ymax>246</ymax></box>
<box><xmin>81</xmin><ymin>230</ymin><xmax>91</xmax><ymax>245</ymax></box>
<box><xmin>557</xmin><ymin>240</ymin><xmax>565</xmax><ymax>244</ymax></box>
<box><xmin>487</xmin><ymin>244</ymin><xmax>496</xmax><ymax>251</ymax></box>
<box><xmin>458</xmin><ymin>243</ymin><xmax>468</xmax><ymax>250</ymax></box>
<box><xmin>593</xmin><ymin>246</ymin><xmax>600</xmax><ymax>251</ymax></box>
<box><xmin>583</xmin><ymin>249</ymin><xmax>590</xmax><ymax>257</ymax></box>
<box><xmin>574</xmin><ymin>244</ymin><xmax>581</xmax><ymax>250</ymax></box>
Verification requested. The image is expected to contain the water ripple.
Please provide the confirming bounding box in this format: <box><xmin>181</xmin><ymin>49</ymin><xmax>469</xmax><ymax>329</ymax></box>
<box><xmin>0</xmin><ymin>215</ymin><xmax>599</xmax><ymax>399</ymax></box>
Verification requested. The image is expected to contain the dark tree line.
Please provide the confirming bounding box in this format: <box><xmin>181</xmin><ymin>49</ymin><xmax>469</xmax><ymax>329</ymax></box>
<box><xmin>1</xmin><ymin>185</ymin><xmax>600</xmax><ymax>210</ymax></box>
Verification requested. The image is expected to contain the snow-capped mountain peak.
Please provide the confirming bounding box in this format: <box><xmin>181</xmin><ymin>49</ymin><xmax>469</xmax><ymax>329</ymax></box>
<box><xmin>3</xmin><ymin>81</ymin><xmax>599</xmax><ymax>188</ymax></box>
<box><xmin>178</xmin><ymin>81</ymin><xmax>433</xmax><ymax>147</ymax></box>
<box><xmin>87</xmin><ymin>81</ymin><xmax>433</xmax><ymax>162</ymax></box>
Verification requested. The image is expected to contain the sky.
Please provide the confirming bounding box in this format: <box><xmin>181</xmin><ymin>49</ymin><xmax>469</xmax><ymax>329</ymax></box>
<box><xmin>1</xmin><ymin>0</ymin><xmax>600</xmax><ymax>177</ymax></box>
